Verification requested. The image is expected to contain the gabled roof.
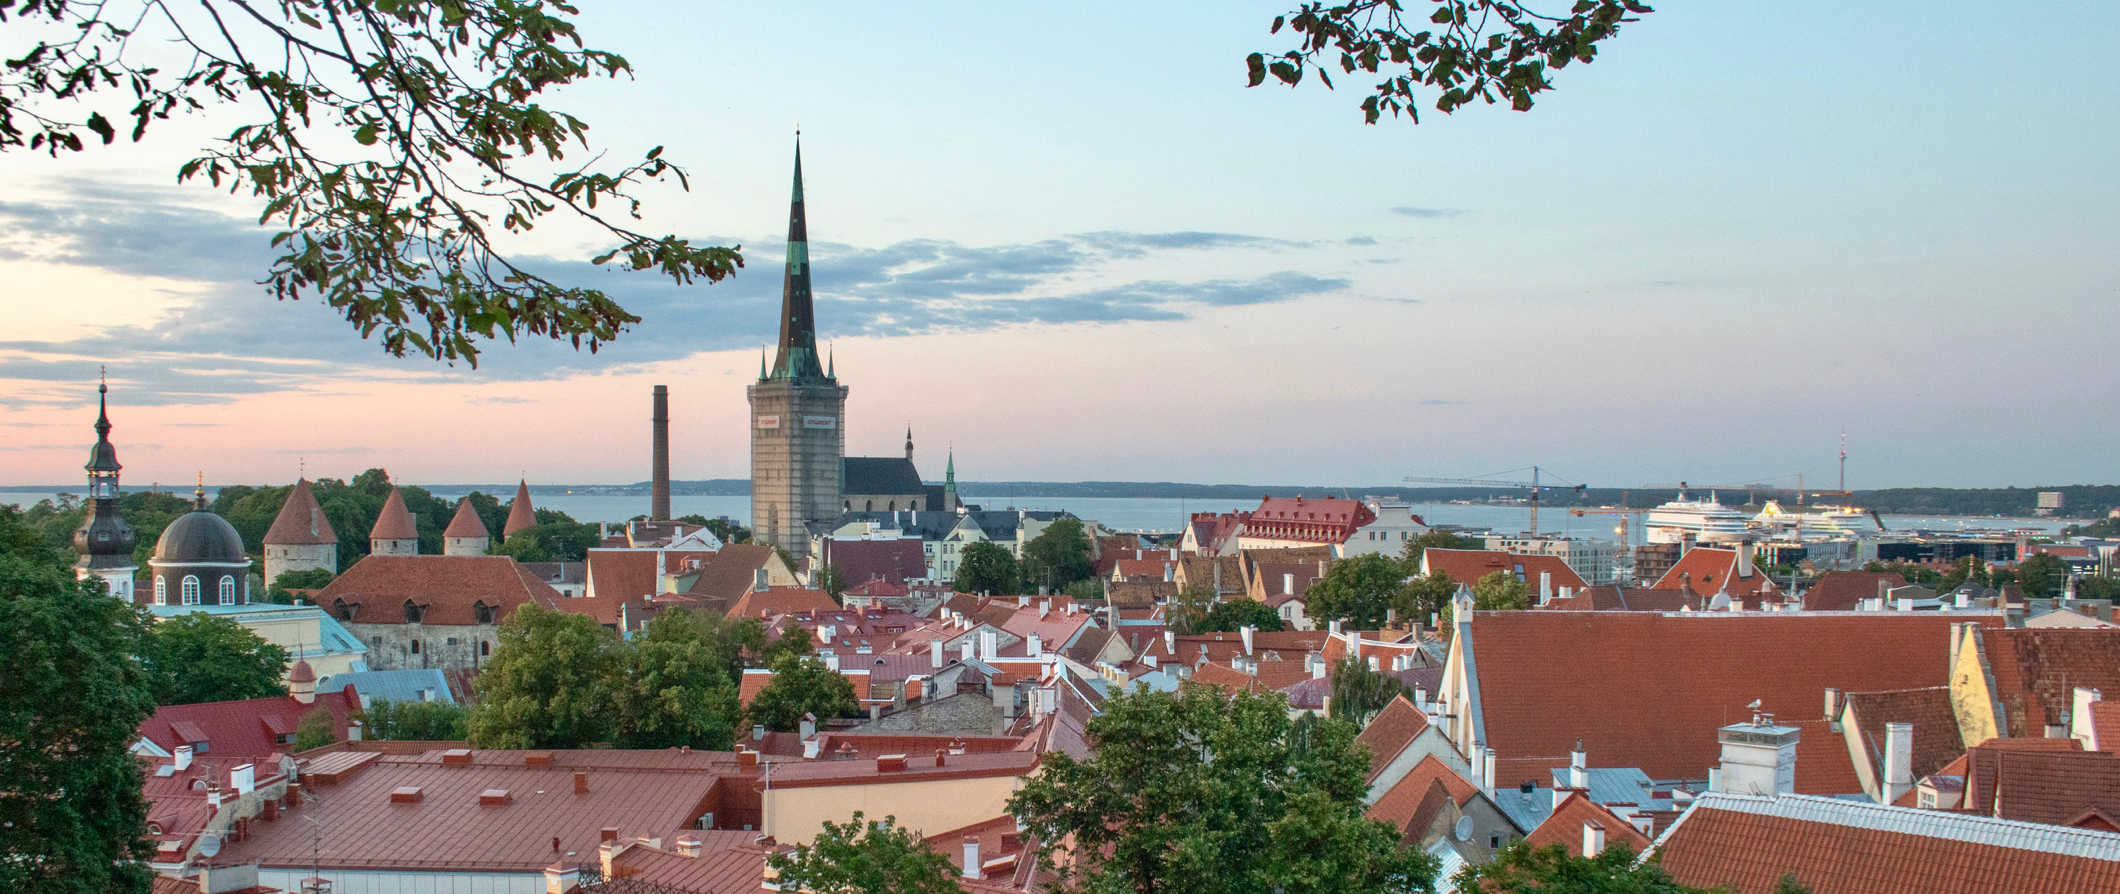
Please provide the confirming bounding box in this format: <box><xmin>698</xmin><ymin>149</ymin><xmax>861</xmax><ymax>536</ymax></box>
<box><xmin>1979</xmin><ymin>628</ymin><xmax>2120</xmax><ymax>737</ymax></box>
<box><xmin>606</xmin><ymin>838</ymin><xmax>771</xmax><ymax>892</ymax></box>
<box><xmin>1366</xmin><ymin>754</ymin><xmax>1480</xmax><ymax>843</ymax></box>
<box><xmin>842</xmin><ymin>456</ymin><xmax>925</xmax><ymax>496</ymax></box>
<box><xmin>727</xmin><ymin>587</ymin><xmax>838</xmax><ymax>619</ymax></box>
<box><xmin>138</xmin><ymin>687</ymin><xmax>359</xmax><ymax>758</ymax></box>
<box><xmin>1805</xmin><ymin>571</ymin><xmax>1907</xmax><ymax>611</ymax></box>
<box><xmin>263</xmin><ymin>478</ymin><xmax>338</xmax><ymax>546</ymax></box>
<box><xmin>822</xmin><ymin>538</ymin><xmax>929</xmax><ymax>586</ymax></box>
<box><xmin>1357</xmin><ymin>694</ymin><xmax>1431</xmax><ymax>783</ymax></box>
<box><xmin>1244</xmin><ymin>496</ymin><xmax>1377</xmax><ymax>545</ymax></box>
<box><xmin>586</xmin><ymin>549</ymin><xmax>660</xmax><ymax>601</ymax></box>
<box><xmin>1462</xmin><ymin>611</ymin><xmax>2000</xmax><ymax>789</ymax></box>
<box><xmin>1842</xmin><ymin>686</ymin><xmax>1965</xmax><ymax>786</ymax></box>
<box><xmin>1649</xmin><ymin>548</ymin><xmax>1781</xmax><ymax>604</ymax></box>
<box><xmin>1652</xmin><ymin>792</ymin><xmax>2120</xmax><ymax>894</ymax></box>
<box><xmin>1964</xmin><ymin>745</ymin><xmax>2120</xmax><ymax>826</ymax></box>
<box><xmin>442</xmin><ymin>498</ymin><xmax>489</xmax><ymax>540</ymax></box>
<box><xmin>1542</xmin><ymin>586</ymin><xmax>1700</xmax><ymax>612</ymax></box>
<box><xmin>1422</xmin><ymin>548</ymin><xmax>1589</xmax><ymax>592</ymax></box>
<box><xmin>1526</xmin><ymin>791</ymin><xmax>1652</xmax><ymax>856</ymax></box>
<box><xmin>369</xmin><ymin>487</ymin><xmax>418</xmax><ymax>541</ymax></box>
<box><xmin>503</xmin><ymin>480</ymin><xmax>536</xmax><ymax>537</ymax></box>
<box><xmin>684</xmin><ymin>544</ymin><xmax>779</xmax><ymax>607</ymax></box>
<box><xmin>313</xmin><ymin>555</ymin><xmax>562</xmax><ymax>625</ymax></box>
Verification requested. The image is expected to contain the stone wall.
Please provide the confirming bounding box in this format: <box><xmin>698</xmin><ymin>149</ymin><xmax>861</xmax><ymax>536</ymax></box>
<box><xmin>747</xmin><ymin>379</ymin><xmax>846</xmax><ymax>556</ymax></box>
<box><xmin>344</xmin><ymin>622</ymin><xmax>498</xmax><ymax>673</ymax></box>
<box><xmin>263</xmin><ymin>543</ymin><xmax>335</xmax><ymax>587</ymax></box>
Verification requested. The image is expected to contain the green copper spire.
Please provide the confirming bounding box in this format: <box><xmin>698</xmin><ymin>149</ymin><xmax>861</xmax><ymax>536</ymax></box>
<box><xmin>768</xmin><ymin>136</ymin><xmax>827</xmax><ymax>382</ymax></box>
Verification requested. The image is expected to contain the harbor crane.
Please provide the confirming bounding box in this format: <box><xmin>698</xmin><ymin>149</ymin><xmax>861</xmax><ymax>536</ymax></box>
<box><xmin>1404</xmin><ymin>466</ymin><xmax>1585</xmax><ymax>536</ymax></box>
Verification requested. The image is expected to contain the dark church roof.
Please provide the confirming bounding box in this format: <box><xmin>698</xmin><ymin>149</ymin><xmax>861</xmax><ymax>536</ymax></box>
<box><xmin>842</xmin><ymin>457</ymin><xmax>924</xmax><ymax>496</ymax></box>
<box><xmin>154</xmin><ymin>510</ymin><xmax>248</xmax><ymax>565</ymax></box>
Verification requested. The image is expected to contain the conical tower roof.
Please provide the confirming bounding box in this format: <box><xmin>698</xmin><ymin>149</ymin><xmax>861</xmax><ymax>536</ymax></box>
<box><xmin>504</xmin><ymin>479</ymin><xmax>537</xmax><ymax>538</ymax></box>
<box><xmin>264</xmin><ymin>478</ymin><xmax>338</xmax><ymax>545</ymax></box>
<box><xmin>444</xmin><ymin>497</ymin><xmax>491</xmax><ymax>539</ymax></box>
<box><xmin>765</xmin><ymin>138</ymin><xmax>827</xmax><ymax>382</ymax></box>
<box><xmin>370</xmin><ymin>487</ymin><xmax>419</xmax><ymax>541</ymax></box>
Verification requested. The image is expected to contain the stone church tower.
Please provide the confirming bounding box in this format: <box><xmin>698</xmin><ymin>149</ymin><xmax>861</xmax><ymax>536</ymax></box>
<box><xmin>748</xmin><ymin>139</ymin><xmax>845</xmax><ymax>556</ymax></box>
<box><xmin>73</xmin><ymin>378</ymin><xmax>137</xmax><ymax>600</ymax></box>
<box><xmin>262</xmin><ymin>477</ymin><xmax>338</xmax><ymax>585</ymax></box>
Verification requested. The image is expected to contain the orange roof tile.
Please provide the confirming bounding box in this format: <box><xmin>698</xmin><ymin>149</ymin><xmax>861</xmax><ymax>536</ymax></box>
<box><xmin>1649</xmin><ymin>548</ymin><xmax>1781</xmax><ymax>604</ymax></box>
<box><xmin>138</xmin><ymin>687</ymin><xmax>361</xmax><ymax>759</ymax></box>
<box><xmin>1367</xmin><ymin>754</ymin><xmax>1478</xmax><ymax>842</ymax></box>
<box><xmin>1526</xmin><ymin>792</ymin><xmax>1652</xmax><ymax>856</ymax></box>
<box><xmin>727</xmin><ymin>588</ymin><xmax>838</xmax><ymax>619</ymax></box>
<box><xmin>503</xmin><ymin>479</ymin><xmax>536</xmax><ymax>537</ymax></box>
<box><xmin>1964</xmin><ymin>746</ymin><xmax>2120</xmax><ymax>826</ymax></box>
<box><xmin>1979</xmin><ymin>628</ymin><xmax>2120</xmax><ymax>737</ymax></box>
<box><xmin>263</xmin><ymin>478</ymin><xmax>338</xmax><ymax>546</ymax></box>
<box><xmin>314</xmin><ymin>555</ymin><xmax>561</xmax><ymax>626</ymax></box>
<box><xmin>1356</xmin><ymin>694</ymin><xmax>1431</xmax><ymax>782</ymax></box>
<box><xmin>1805</xmin><ymin>571</ymin><xmax>1908</xmax><ymax>612</ymax></box>
<box><xmin>442</xmin><ymin>498</ymin><xmax>489</xmax><ymax>540</ymax></box>
<box><xmin>1422</xmin><ymin>548</ymin><xmax>1589</xmax><ymax>593</ymax></box>
<box><xmin>369</xmin><ymin>487</ymin><xmax>418</xmax><ymax>541</ymax></box>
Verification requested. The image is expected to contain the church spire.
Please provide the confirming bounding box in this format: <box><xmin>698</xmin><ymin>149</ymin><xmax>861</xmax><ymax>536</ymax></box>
<box><xmin>768</xmin><ymin>136</ymin><xmax>827</xmax><ymax>382</ymax></box>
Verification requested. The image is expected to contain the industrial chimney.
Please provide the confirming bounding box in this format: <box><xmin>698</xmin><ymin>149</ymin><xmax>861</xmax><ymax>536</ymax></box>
<box><xmin>651</xmin><ymin>385</ymin><xmax>671</xmax><ymax>520</ymax></box>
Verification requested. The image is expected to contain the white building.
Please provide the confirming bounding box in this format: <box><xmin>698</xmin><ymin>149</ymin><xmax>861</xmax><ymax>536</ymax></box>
<box><xmin>1481</xmin><ymin>533</ymin><xmax>1620</xmax><ymax>585</ymax></box>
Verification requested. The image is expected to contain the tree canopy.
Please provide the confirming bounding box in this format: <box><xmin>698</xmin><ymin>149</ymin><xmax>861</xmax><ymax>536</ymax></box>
<box><xmin>3</xmin><ymin>0</ymin><xmax>739</xmax><ymax>364</ymax></box>
<box><xmin>747</xmin><ymin>654</ymin><xmax>856</xmax><ymax>733</ymax></box>
<box><xmin>953</xmin><ymin>541</ymin><xmax>1019</xmax><ymax>595</ymax></box>
<box><xmin>1249</xmin><ymin>2</ymin><xmax>1652</xmax><ymax>124</ymax></box>
<box><xmin>362</xmin><ymin>697</ymin><xmax>469</xmax><ymax>741</ymax></box>
<box><xmin>1019</xmin><ymin>518</ymin><xmax>1094</xmax><ymax>591</ymax></box>
<box><xmin>466</xmin><ymin>604</ymin><xmax>618</xmax><ymax>748</ymax></box>
<box><xmin>1009</xmin><ymin>684</ymin><xmax>1435</xmax><ymax>893</ymax></box>
<box><xmin>1453</xmin><ymin>841</ymin><xmax>1719</xmax><ymax>893</ymax></box>
<box><xmin>0</xmin><ymin>506</ymin><xmax>158</xmax><ymax>894</ymax></box>
<box><xmin>1191</xmin><ymin>598</ymin><xmax>1286</xmax><ymax>634</ymax></box>
<box><xmin>765</xmin><ymin>812</ymin><xmax>962</xmax><ymax>894</ymax></box>
<box><xmin>1304</xmin><ymin>553</ymin><xmax>1409</xmax><ymax>627</ymax></box>
<box><xmin>140</xmin><ymin>612</ymin><xmax>291</xmax><ymax>705</ymax></box>
<box><xmin>1330</xmin><ymin>655</ymin><xmax>1414</xmax><ymax>727</ymax></box>
<box><xmin>608</xmin><ymin>609</ymin><xmax>744</xmax><ymax>750</ymax></box>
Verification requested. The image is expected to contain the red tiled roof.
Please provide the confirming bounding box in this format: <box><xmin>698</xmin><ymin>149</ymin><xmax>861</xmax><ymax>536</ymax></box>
<box><xmin>822</xmin><ymin>538</ymin><xmax>930</xmax><ymax>587</ymax></box>
<box><xmin>1356</xmin><ymin>695</ymin><xmax>1431</xmax><ymax>783</ymax></box>
<box><xmin>2090</xmin><ymin>701</ymin><xmax>2120</xmax><ymax>754</ymax></box>
<box><xmin>442</xmin><ymin>498</ymin><xmax>489</xmax><ymax>540</ymax></box>
<box><xmin>1366</xmin><ymin>754</ymin><xmax>1478</xmax><ymax>842</ymax></box>
<box><xmin>1842</xmin><ymin>686</ymin><xmax>1965</xmax><ymax>785</ymax></box>
<box><xmin>503</xmin><ymin>479</ymin><xmax>536</xmax><ymax>538</ymax></box>
<box><xmin>263</xmin><ymin>478</ymin><xmax>338</xmax><ymax>546</ymax></box>
<box><xmin>1526</xmin><ymin>792</ymin><xmax>1652</xmax><ymax>856</ymax></box>
<box><xmin>1186</xmin><ymin>663</ymin><xmax>1262</xmax><ymax>695</ymax></box>
<box><xmin>727</xmin><ymin>588</ymin><xmax>838</xmax><ymax>620</ymax></box>
<box><xmin>607</xmin><ymin>838</ymin><xmax>770</xmax><ymax>891</ymax></box>
<box><xmin>314</xmin><ymin>555</ymin><xmax>562</xmax><ymax>625</ymax></box>
<box><xmin>586</xmin><ymin>549</ymin><xmax>660</xmax><ymax>602</ymax></box>
<box><xmin>1978</xmin><ymin>628</ymin><xmax>2120</xmax><ymax>738</ymax></box>
<box><xmin>1464</xmin><ymin>611</ymin><xmax>1999</xmax><ymax>789</ymax></box>
<box><xmin>138</xmin><ymin>688</ymin><xmax>360</xmax><ymax>758</ymax></box>
<box><xmin>369</xmin><ymin>487</ymin><xmax>418</xmax><ymax>541</ymax></box>
<box><xmin>686</xmin><ymin>545</ymin><xmax>779</xmax><ymax>607</ymax></box>
<box><xmin>218</xmin><ymin>748</ymin><xmax>745</xmax><ymax>874</ymax></box>
<box><xmin>1964</xmin><ymin>746</ymin><xmax>2120</xmax><ymax>826</ymax></box>
<box><xmin>1649</xmin><ymin>549</ymin><xmax>1781</xmax><ymax>604</ymax></box>
<box><xmin>1422</xmin><ymin>548</ymin><xmax>1589</xmax><ymax>593</ymax></box>
<box><xmin>1653</xmin><ymin>793</ymin><xmax>2120</xmax><ymax>894</ymax></box>
<box><xmin>1542</xmin><ymin>586</ymin><xmax>1701</xmax><ymax>612</ymax></box>
<box><xmin>1805</xmin><ymin>571</ymin><xmax>1908</xmax><ymax>612</ymax></box>
<box><xmin>1244</xmin><ymin>496</ymin><xmax>1377</xmax><ymax>546</ymax></box>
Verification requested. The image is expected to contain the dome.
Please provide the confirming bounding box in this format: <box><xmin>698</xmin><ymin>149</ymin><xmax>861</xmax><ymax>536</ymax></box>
<box><xmin>287</xmin><ymin>659</ymin><xmax>316</xmax><ymax>683</ymax></box>
<box><xmin>153</xmin><ymin>510</ymin><xmax>249</xmax><ymax>565</ymax></box>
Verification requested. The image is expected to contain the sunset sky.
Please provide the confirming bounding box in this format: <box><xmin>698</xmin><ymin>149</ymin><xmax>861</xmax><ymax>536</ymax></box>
<box><xmin>4</xmin><ymin>2</ymin><xmax>2116</xmax><ymax>490</ymax></box>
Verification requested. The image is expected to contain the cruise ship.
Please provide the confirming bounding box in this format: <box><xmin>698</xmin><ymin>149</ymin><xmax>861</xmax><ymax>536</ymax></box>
<box><xmin>1751</xmin><ymin>500</ymin><xmax>1884</xmax><ymax>540</ymax></box>
<box><xmin>1643</xmin><ymin>492</ymin><xmax>1753</xmax><ymax>544</ymax></box>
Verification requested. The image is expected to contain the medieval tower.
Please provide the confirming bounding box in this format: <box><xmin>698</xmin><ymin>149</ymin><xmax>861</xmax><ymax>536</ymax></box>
<box><xmin>748</xmin><ymin>139</ymin><xmax>846</xmax><ymax>556</ymax></box>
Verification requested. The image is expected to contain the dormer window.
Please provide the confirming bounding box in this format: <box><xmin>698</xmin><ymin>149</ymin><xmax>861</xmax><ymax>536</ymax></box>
<box><xmin>404</xmin><ymin>600</ymin><xmax>424</xmax><ymax>623</ymax></box>
<box><xmin>334</xmin><ymin>599</ymin><xmax>355</xmax><ymax>621</ymax></box>
<box><xmin>473</xmin><ymin>601</ymin><xmax>495</xmax><ymax>625</ymax></box>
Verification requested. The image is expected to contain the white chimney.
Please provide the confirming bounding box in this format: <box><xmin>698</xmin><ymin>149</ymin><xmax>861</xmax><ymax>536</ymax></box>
<box><xmin>931</xmin><ymin>639</ymin><xmax>945</xmax><ymax>668</ymax></box>
<box><xmin>799</xmin><ymin>713</ymin><xmax>817</xmax><ymax>739</ymax></box>
<box><xmin>1328</xmin><ymin>619</ymin><xmax>1342</xmax><ymax>636</ymax></box>
<box><xmin>545</xmin><ymin>863</ymin><xmax>580</xmax><ymax>894</ymax></box>
<box><xmin>1239</xmin><ymin>625</ymin><xmax>1255</xmax><ymax>655</ymax></box>
<box><xmin>1483</xmin><ymin>747</ymin><xmax>1498</xmax><ymax>800</ymax></box>
<box><xmin>1714</xmin><ymin>715</ymin><xmax>1799</xmax><ymax>796</ymax></box>
<box><xmin>1897</xmin><ymin>597</ymin><xmax>1913</xmax><ymax>612</ymax></box>
<box><xmin>961</xmin><ymin>835</ymin><xmax>980</xmax><ymax>879</ymax></box>
<box><xmin>960</xmin><ymin>638</ymin><xmax>974</xmax><ymax>661</ymax></box>
<box><xmin>174</xmin><ymin>745</ymin><xmax>194</xmax><ymax>771</ymax></box>
<box><xmin>1163</xmin><ymin>630</ymin><xmax>1175</xmax><ymax>654</ymax></box>
<box><xmin>1282</xmin><ymin>572</ymin><xmax>1294</xmax><ymax>596</ymax></box>
<box><xmin>231</xmin><ymin>762</ymin><xmax>256</xmax><ymax>795</ymax></box>
<box><xmin>1309</xmin><ymin>653</ymin><xmax>1326</xmax><ymax>679</ymax></box>
<box><xmin>1737</xmin><ymin>544</ymin><xmax>1755</xmax><ymax>577</ymax></box>
<box><xmin>1883</xmin><ymin>722</ymin><xmax>1914</xmax><ymax>805</ymax></box>
<box><xmin>1569</xmin><ymin>741</ymin><xmax>1588</xmax><ymax>791</ymax></box>
<box><xmin>823</xmin><ymin>653</ymin><xmax>840</xmax><ymax>671</ymax></box>
<box><xmin>1582</xmin><ymin>821</ymin><xmax>1607</xmax><ymax>857</ymax></box>
<box><xmin>1539</xmin><ymin>571</ymin><xmax>1552</xmax><ymax>605</ymax></box>
<box><xmin>979</xmin><ymin>629</ymin><xmax>997</xmax><ymax>662</ymax></box>
<box><xmin>2073</xmin><ymin>688</ymin><xmax>2104</xmax><ymax>748</ymax></box>
<box><xmin>1027</xmin><ymin>633</ymin><xmax>1042</xmax><ymax>657</ymax></box>
<box><xmin>1039</xmin><ymin>599</ymin><xmax>1050</xmax><ymax>616</ymax></box>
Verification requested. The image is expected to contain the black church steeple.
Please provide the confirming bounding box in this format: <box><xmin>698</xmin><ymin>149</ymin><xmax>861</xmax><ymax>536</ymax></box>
<box><xmin>767</xmin><ymin>137</ymin><xmax>828</xmax><ymax>382</ymax></box>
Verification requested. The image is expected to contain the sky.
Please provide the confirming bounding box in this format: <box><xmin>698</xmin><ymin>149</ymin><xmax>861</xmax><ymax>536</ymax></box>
<box><xmin>3</xmin><ymin>2</ymin><xmax>2117</xmax><ymax>490</ymax></box>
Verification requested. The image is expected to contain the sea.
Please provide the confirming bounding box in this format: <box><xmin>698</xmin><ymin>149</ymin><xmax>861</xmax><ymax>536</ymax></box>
<box><xmin>1</xmin><ymin>488</ymin><xmax>2071</xmax><ymax>545</ymax></box>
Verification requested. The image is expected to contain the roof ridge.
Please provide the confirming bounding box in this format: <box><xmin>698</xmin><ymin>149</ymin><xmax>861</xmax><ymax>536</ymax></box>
<box><xmin>1679</xmin><ymin>792</ymin><xmax>2120</xmax><ymax>860</ymax></box>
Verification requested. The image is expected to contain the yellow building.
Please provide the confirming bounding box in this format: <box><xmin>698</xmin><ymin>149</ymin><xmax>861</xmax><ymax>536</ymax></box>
<box><xmin>762</xmin><ymin>750</ymin><xmax>1037</xmax><ymax>845</ymax></box>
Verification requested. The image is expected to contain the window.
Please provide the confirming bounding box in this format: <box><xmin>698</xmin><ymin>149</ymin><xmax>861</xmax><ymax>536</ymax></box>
<box><xmin>481</xmin><ymin>641</ymin><xmax>491</xmax><ymax>656</ymax></box>
<box><xmin>154</xmin><ymin>577</ymin><xmax>167</xmax><ymax>605</ymax></box>
<box><xmin>180</xmin><ymin>575</ymin><xmax>200</xmax><ymax>605</ymax></box>
<box><xmin>1489</xmin><ymin>834</ymin><xmax>1500</xmax><ymax>849</ymax></box>
<box><xmin>404</xmin><ymin>600</ymin><xmax>423</xmax><ymax>623</ymax></box>
<box><xmin>217</xmin><ymin>576</ymin><xmax>235</xmax><ymax>605</ymax></box>
<box><xmin>474</xmin><ymin>601</ymin><xmax>495</xmax><ymax>625</ymax></box>
<box><xmin>410</xmin><ymin>640</ymin><xmax>421</xmax><ymax>655</ymax></box>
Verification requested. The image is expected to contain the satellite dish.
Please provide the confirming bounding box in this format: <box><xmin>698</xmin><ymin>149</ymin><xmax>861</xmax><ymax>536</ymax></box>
<box><xmin>1452</xmin><ymin>816</ymin><xmax>1474</xmax><ymax>842</ymax></box>
<box><xmin>197</xmin><ymin>833</ymin><xmax>222</xmax><ymax>858</ymax></box>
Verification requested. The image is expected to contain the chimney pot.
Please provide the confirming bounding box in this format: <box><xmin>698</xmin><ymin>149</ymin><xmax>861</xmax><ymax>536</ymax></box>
<box><xmin>1883</xmin><ymin>721</ymin><xmax>1914</xmax><ymax>804</ymax></box>
<box><xmin>600</xmin><ymin>827</ymin><xmax>619</xmax><ymax>843</ymax></box>
<box><xmin>962</xmin><ymin>835</ymin><xmax>980</xmax><ymax>879</ymax></box>
<box><xmin>573</xmin><ymin>771</ymin><xmax>589</xmax><ymax>795</ymax></box>
<box><xmin>1583</xmin><ymin>821</ymin><xmax>1607</xmax><ymax>857</ymax></box>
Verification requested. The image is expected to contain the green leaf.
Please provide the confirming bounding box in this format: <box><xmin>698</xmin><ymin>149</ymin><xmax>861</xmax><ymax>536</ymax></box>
<box><xmin>85</xmin><ymin>112</ymin><xmax>115</xmax><ymax>144</ymax></box>
<box><xmin>1246</xmin><ymin>52</ymin><xmax>1267</xmax><ymax>87</ymax></box>
<box><xmin>354</xmin><ymin>123</ymin><xmax>380</xmax><ymax>145</ymax></box>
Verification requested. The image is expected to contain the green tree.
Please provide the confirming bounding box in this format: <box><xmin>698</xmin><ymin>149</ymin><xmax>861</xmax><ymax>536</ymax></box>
<box><xmin>1453</xmin><ymin>841</ymin><xmax>1702</xmax><ymax>893</ymax></box>
<box><xmin>2078</xmin><ymin>576</ymin><xmax>2120</xmax><ymax>601</ymax></box>
<box><xmin>293</xmin><ymin>707</ymin><xmax>338</xmax><ymax>751</ymax></box>
<box><xmin>609</xmin><ymin>611</ymin><xmax>742</xmax><ymax>750</ymax></box>
<box><xmin>493</xmin><ymin>519</ymin><xmax>601</xmax><ymax>563</ymax></box>
<box><xmin>766</xmin><ymin>812</ymin><xmax>962</xmax><ymax>894</ymax></box>
<box><xmin>1167</xmin><ymin>585</ymin><xmax>1219</xmax><ymax>635</ymax></box>
<box><xmin>4</xmin><ymin>0</ymin><xmax>740</xmax><ymax>364</ymax></box>
<box><xmin>1009</xmin><ymin>685</ymin><xmax>1435</xmax><ymax>894</ymax></box>
<box><xmin>747</xmin><ymin>654</ymin><xmax>856</xmax><ymax>732</ymax></box>
<box><xmin>1248</xmin><ymin>2</ymin><xmax>1650</xmax><ymax>125</ymax></box>
<box><xmin>363</xmin><ymin>698</ymin><xmax>469</xmax><ymax>740</ymax></box>
<box><xmin>1304</xmin><ymin>553</ymin><xmax>1408</xmax><ymax>628</ymax></box>
<box><xmin>141</xmin><ymin>613</ymin><xmax>291</xmax><ymax>705</ymax></box>
<box><xmin>1393</xmin><ymin>571</ymin><xmax>1458</xmax><ymax>629</ymax></box>
<box><xmin>467</xmin><ymin>605</ymin><xmax>617</xmax><ymax>748</ymax></box>
<box><xmin>1400</xmin><ymin>529</ymin><xmax>1482</xmax><ymax>562</ymax></box>
<box><xmin>1330</xmin><ymin>656</ymin><xmax>1414</xmax><ymax>727</ymax></box>
<box><xmin>953</xmin><ymin>541</ymin><xmax>1019</xmax><ymax>595</ymax></box>
<box><xmin>815</xmin><ymin>563</ymin><xmax>848</xmax><ymax>602</ymax></box>
<box><xmin>0</xmin><ymin>506</ymin><xmax>158</xmax><ymax>894</ymax></box>
<box><xmin>1020</xmin><ymin>518</ymin><xmax>1094</xmax><ymax>591</ymax></box>
<box><xmin>1472</xmin><ymin>570</ymin><xmax>1532</xmax><ymax>610</ymax></box>
<box><xmin>265</xmin><ymin>567</ymin><xmax>336</xmax><ymax>604</ymax></box>
<box><xmin>1063</xmin><ymin>578</ymin><xmax>1105</xmax><ymax>605</ymax></box>
<box><xmin>1193</xmin><ymin>599</ymin><xmax>1286</xmax><ymax>634</ymax></box>
<box><xmin>2016</xmin><ymin>553</ymin><xmax>2070</xmax><ymax>599</ymax></box>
